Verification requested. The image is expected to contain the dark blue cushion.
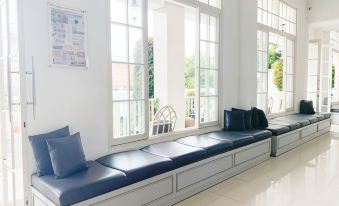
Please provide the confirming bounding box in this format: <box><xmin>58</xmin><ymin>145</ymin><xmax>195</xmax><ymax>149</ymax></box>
<box><xmin>289</xmin><ymin>114</ymin><xmax>319</xmax><ymax>124</ymax></box>
<box><xmin>29</xmin><ymin>126</ymin><xmax>70</xmax><ymax>176</ymax></box>
<box><xmin>257</xmin><ymin>109</ymin><xmax>268</xmax><ymax>128</ymax></box>
<box><xmin>175</xmin><ymin>135</ymin><xmax>233</xmax><ymax>156</ymax></box>
<box><xmin>251</xmin><ymin>107</ymin><xmax>260</xmax><ymax>128</ymax></box>
<box><xmin>275</xmin><ymin>116</ymin><xmax>310</xmax><ymax>127</ymax></box>
<box><xmin>311</xmin><ymin>114</ymin><xmax>325</xmax><ymax>121</ymax></box>
<box><xmin>232</xmin><ymin>129</ymin><xmax>272</xmax><ymax>141</ymax></box>
<box><xmin>142</xmin><ymin>141</ymin><xmax>207</xmax><ymax>168</ymax></box>
<box><xmin>96</xmin><ymin>150</ymin><xmax>173</xmax><ymax>184</ymax></box>
<box><xmin>269</xmin><ymin>119</ymin><xmax>301</xmax><ymax>130</ymax></box>
<box><xmin>224</xmin><ymin>110</ymin><xmax>246</xmax><ymax>131</ymax></box>
<box><xmin>201</xmin><ymin>131</ymin><xmax>254</xmax><ymax>148</ymax></box>
<box><xmin>320</xmin><ymin>112</ymin><xmax>331</xmax><ymax>119</ymax></box>
<box><xmin>31</xmin><ymin>161</ymin><xmax>128</xmax><ymax>206</ymax></box>
<box><xmin>46</xmin><ymin>133</ymin><xmax>88</xmax><ymax>179</ymax></box>
<box><xmin>232</xmin><ymin>108</ymin><xmax>252</xmax><ymax>129</ymax></box>
<box><xmin>300</xmin><ymin>100</ymin><xmax>315</xmax><ymax>114</ymax></box>
<box><xmin>262</xmin><ymin>124</ymin><xmax>290</xmax><ymax>136</ymax></box>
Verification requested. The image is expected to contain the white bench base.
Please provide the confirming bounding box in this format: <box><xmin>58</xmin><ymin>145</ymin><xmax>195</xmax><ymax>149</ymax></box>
<box><xmin>271</xmin><ymin>119</ymin><xmax>331</xmax><ymax>157</ymax></box>
<box><xmin>32</xmin><ymin>139</ymin><xmax>271</xmax><ymax>206</ymax></box>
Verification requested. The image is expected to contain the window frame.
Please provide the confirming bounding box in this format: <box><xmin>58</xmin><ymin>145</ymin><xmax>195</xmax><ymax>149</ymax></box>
<box><xmin>257</xmin><ymin>1</ymin><xmax>297</xmax><ymax>117</ymax></box>
<box><xmin>108</xmin><ymin>0</ymin><xmax>222</xmax><ymax>146</ymax></box>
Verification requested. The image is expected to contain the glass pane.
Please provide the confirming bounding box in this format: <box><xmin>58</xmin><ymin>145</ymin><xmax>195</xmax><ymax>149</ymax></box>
<box><xmin>286</xmin><ymin>92</ymin><xmax>293</xmax><ymax>109</ymax></box>
<box><xmin>10</xmin><ymin>73</ymin><xmax>20</xmax><ymax>105</ymax></box>
<box><xmin>308</xmin><ymin>76</ymin><xmax>318</xmax><ymax>92</ymax></box>
<box><xmin>286</xmin><ymin>74</ymin><xmax>293</xmax><ymax>91</ymax></box>
<box><xmin>309</xmin><ymin>44</ymin><xmax>318</xmax><ymax>59</ymax></box>
<box><xmin>110</xmin><ymin>0</ymin><xmax>127</xmax><ymax>23</ymax></box>
<box><xmin>287</xmin><ymin>39</ymin><xmax>293</xmax><ymax>56</ymax></box>
<box><xmin>308</xmin><ymin>59</ymin><xmax>318</xmax><ymax>75</ymax></box>
<box><xmin>128</xmin><ymin>0</ymin><xmax>143</xmax><ymax>27</ymax></box>
<box><xmin>209</xmin><ymin>43</ymin><xmax>218</xmax><ymax>69</ymax></box>
<box><xmin>209</xmin><ymin>70</ymin><xmax>218</xmax><ymax>95</ymax></box>
<box><xmin>200</xmin><ymin>41</ymin><xmax>208</xmax><ymax>68</ymax></box>
<box><xmin>257</xmin><ymin>73</ymin><xmax>263</xmax><ymax>92</ymax></box>
<box><xmin>263</xmin><ymin>52</ymin><xmax>268</xmax><ymax>72</ymax></box>
<box><xmin>200</xmin><ymin>69</ymin><xmax>208</xmax><ymax>96</ymax></box>
<box><xmin>263</xmin><ymin>0</ymin><xmax>268</xmax><ymax>10</ymax></box>
<box><xmin>257</xmin><ymin>8</ymin><xmax>263</xmax><ymax>24</ymax></box>
<box><xmin>111</xmin><ymin>24</ymin><xmax>128</xmax><ymax>62</ymax></box>
<box><xmin>208</xmin><ymin>97</ymin><xmax>218</xmax><ymax>122</ymax></box>
<box><xmin>200</xmin><ymin>14</ymin><xmax>208</xmax><ymax>41</ymax></box>
<box><xmin>113</xmin><ymin>101</ymin><xmax>129</xmax><ymax>138</ymax></box>
<box><xmin>130</xmin><ymin>64</ymin><xmax>144</xmax><ymax>100</ymax></box>
<box><xmin>272</xmin><ymin>15</ymin><xmax>279</xmax><ymax>29</ymax></box>
<box><xmin>130</xmin><ymin>100</ymin><xmax>145</xmax><ymax>135</ymax></box>
<box><xmin>263</xmin><ymin>11</ymin><xmax>267</xmax><ymax>25</ymax></box>
<box><xmin>287</xmin><ymin>57</ymin><xmax>293</xmax><ymax>74</ymax></box>
<box><xmin>129</xmin><ymin>27</ymin><xmax>144</xmax><ymax>64</ymax></box>
<box><xmin>258</xmin><ymin>0</ymin><xmax>263</xmax><ymax>8</ymax></box>
<box><xmin>257</xmin><ymin>52</ymin><xmax>263</xmax><ymax>72</ymax></box>
<box><xmin>200</xmin><ymin>97</ymin><xmax>208</xmax><ymax>123</ymax></box>
<box><xmin>209</xmin><ymin>16</ymin><xmax>217</xmax><ymax>42</ymax></box>
<box><xmin>112</xmin><ymin>63</ymin><xmax>129</xmax><ymax>101</ymax></box>
<box><xmin>257</xmin><ymin>31</ymin><xmax>263</xmax><ymax>50</ymax></box>
<box><xmin>273</xmin><ymin>0</ymin><xmax>279</xmax><ymax>15</ymax></box>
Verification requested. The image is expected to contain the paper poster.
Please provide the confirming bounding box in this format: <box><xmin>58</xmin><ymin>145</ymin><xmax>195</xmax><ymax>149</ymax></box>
<box><xmin>49</xmin><ymin>4</ymin><xmax>88</xmax><ymax>68</ymax></box>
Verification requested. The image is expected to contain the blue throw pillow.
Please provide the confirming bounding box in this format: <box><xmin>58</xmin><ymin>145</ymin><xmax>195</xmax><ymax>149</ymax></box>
<box><xmin>224</xmin><ymin>110</ymin><xmax>246</xmax><ymax>131</ymax></box>
<box><xmin>232</xmin><ymin>108</ymin><xmax>252</xmax><ymax>129</ymax></box>
<box><xmin>29</xmin><ymin>126</ymin><xmax>70</xmax><ymax>176</ymax></box>
<box><xmin>46</xmin><ymin>132</ymin><xmax>88</xmax><ymax>179</ymax></box>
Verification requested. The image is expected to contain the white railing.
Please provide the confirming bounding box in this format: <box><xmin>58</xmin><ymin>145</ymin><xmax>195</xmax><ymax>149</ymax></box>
<box><xmin>149</xmin><ymin>96</ymin><xmax>195</xmax><ymax>122</ymax></box>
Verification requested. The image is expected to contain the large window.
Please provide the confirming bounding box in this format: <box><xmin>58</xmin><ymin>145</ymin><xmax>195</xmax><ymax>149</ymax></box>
<box><xmin>110</xmin><ymin>0</ymin><xmax>220</xmax><ymax>143</ymax></box>
<box><xmin>257</xmin><ymin>0</ymin><xmax>296</xmax><ymax>115</ymax></box>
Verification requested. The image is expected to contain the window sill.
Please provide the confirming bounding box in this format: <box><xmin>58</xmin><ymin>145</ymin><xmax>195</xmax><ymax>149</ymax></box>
<box><xmin>108</xmin><ymin>125</ymin><xmax>222</xmax><ymax>154</ymax></box>
<box><xmin>267</xmin><ymin>110</ymin><xmax>295</xmax><ymax>119</ymax></box>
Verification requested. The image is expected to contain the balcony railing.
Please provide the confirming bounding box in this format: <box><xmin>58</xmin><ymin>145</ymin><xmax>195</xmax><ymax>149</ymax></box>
<box><xmin>149</xmin><ymin>96</ymin><xmax>195</xmax><ymax>122</ymax></box>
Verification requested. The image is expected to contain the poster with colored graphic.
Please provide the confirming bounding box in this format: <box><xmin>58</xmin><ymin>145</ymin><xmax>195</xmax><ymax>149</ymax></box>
<box><xmin>49</xmin><ymin>4</ymin><xmax>88</xmax><ymax>68</ymax></box>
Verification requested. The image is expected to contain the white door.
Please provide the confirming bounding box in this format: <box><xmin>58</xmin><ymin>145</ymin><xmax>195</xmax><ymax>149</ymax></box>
<box><xmin>0</xmin><ymin>0</ymin><xmax>26</xmax><ymax>205</ymax></box>
<box><xmin>307</xmin><ymin>40</ymin><xmax>321</xmax><ymax>112</ymax></box>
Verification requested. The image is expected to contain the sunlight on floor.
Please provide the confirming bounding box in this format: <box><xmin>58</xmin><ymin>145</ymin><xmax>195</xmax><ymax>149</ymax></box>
<box><xmin>174</xmin><ymin>126</ymin><xmax>339</xmax><ymax>206</ymax></box>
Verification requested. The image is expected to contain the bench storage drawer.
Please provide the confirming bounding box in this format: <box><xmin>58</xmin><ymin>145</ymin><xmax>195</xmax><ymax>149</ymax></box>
<box><xmin>318</xmin><ymin>120</ymin><xmax>331</xmax><ymax>131</ymax></box>
<box><xmin>176</xmin><ymin>155</ymin><xmax>233</xmax><ymax>191</ymax></box>
<box><xmin>99</xmin><ymin>177</ymin><xmax>173</xmax><ymax>206</ymax></box>
<box><xmin>301</xmin><ymin>125</ymin><xmax>317</xmax><ymax>138</ymax></box>
<box><xmin>278</xmin><ymin>132</ymin><xmax>299</xmax><ymax>149</ymax></box>
<box><xmin>235</xmin><ymin>142</ymin><xmax>270</xmax><ymax>166</ymax></box>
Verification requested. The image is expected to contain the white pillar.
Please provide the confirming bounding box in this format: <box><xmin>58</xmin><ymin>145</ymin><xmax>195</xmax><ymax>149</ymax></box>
<box><xmin>153</xmin><ymin>2</ymin><xmax>186</xmax><ymax>130</ymax></box>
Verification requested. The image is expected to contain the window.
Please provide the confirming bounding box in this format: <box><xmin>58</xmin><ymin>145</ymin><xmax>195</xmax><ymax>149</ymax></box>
<box><xmin>110</xmin><ymin>0</ymin><xmax>147</xmax><ymax>142</ymax></box>
<box><xmin>257</xmin><ymin>0</ymin><xmax>296</xmax><ymax>115</ymax></box>
<box><xmin>110</xmin><ymin>0</ymin><xmax>220</xmax><ymax>143</ymax></box>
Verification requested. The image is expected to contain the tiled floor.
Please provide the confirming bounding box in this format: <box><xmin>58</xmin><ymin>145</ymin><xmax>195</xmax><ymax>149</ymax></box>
<box><xmin>175</xmin><ymin>125</ymin><xmax>339</xmax><ymax>206</ymax></box>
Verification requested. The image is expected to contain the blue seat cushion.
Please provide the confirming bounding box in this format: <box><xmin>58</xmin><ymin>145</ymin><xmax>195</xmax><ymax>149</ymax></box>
<box><xmin>31</xmin><ymin>161</ymin><xmax>128</xmax><ymax>206</ymax></box>
<box><xmin>232</xmin><ymin>129</ymin><xmax>272</xmax><ymax>141</ymax></box>
<box><xmin>320</xmin><ymin>112</ymin><xmax>331</xmax><ymax>119</ymax></box>
<box><xmin>269</xmin><ymin>119</ymin><xmax>301</xmax><ymax>130</ymax></box>
<box><xmin>312</xmin><ymin>114</ymin><xmax>325</xmax><ymax>121</ymax></box>
<box><xmin>263</xmin><ymin>124</ymin><xmax>290</xmax><ymax>136</ymax></box>
<box><xmin>96</xmin><ymin>150</ymin><xmax>173</xmax><ymax>184</ymax></box>
<box><xmin>275</xmin><ymin>116</ymin><xmax>310</xmax><ymax>127</ymax></box>
<box><xmin>142</xmin><ymin>141</ymin><xmax>207</xmax><ymax>168</ymax></box>
<box><xmin>175</xmin><ymin>135</ymin><xmax>233</xmax><ymax>156</ymax></box>
<box><xmin>201</xmin><ymin>131</ymin><xmax>254</xmax><ymax>148</ymax></box>
<box><xmin>291</xmin><ymin>114</ymin><xmax>319</xmax><ymax>124</ymax></box>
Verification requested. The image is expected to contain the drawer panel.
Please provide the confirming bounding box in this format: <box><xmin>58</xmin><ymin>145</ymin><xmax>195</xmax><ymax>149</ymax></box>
<box><xmin>99</xmin><ymin>177</ymin><xmax>173</xmax><ymax>206</ymax></box>
<box><xmin>278</xmin><ymin>132</ymin><xmax>300</xmax><ymax>149</ymax></box>
<box><xmin>177</xmin><ymin>155</ymin><xmax>233</xmax><ymax>191</ymax></box>
<box><xmin>33</xmin><ymin>196</ymin><xmax>48</xmax><ymax>206</ymax></box>
<box><xmin>318</xmin><ymin>120</ymin><xmax>331</xmax><ymax>131</ymax></box>
<box><xmin>235</xmin><ymin>142</ymin><xmax>270</xmax><ymax>166</ymax></box>
<box><xmin>301</xmin><ymin>125</ymin><xmax>317</xmax><ymax>138</ymax></box>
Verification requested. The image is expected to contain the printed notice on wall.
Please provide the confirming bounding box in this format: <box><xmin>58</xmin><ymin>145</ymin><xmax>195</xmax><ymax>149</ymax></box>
<box><xmin>49</xmin><ymin>4</ymin><xmax>88</xmax><ymax>68</ymax></box>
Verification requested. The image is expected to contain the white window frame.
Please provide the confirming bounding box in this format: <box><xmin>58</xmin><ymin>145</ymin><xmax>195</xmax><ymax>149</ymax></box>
<box><xmin>108</xmin><ymin>0</ymin><xmax>222</xmax><ymax>146</ymax></box>
<box><xmin>256</xmin><ymin>0</ymin><xmax>297</xmax><ymax>117</ymax></box>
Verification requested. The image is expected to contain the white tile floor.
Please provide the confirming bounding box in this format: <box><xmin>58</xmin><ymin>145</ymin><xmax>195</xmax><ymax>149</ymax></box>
<box><xmin>175</xmin><ymin>125</ymin><xmax>339</xmax><ymax>206</ymax></box>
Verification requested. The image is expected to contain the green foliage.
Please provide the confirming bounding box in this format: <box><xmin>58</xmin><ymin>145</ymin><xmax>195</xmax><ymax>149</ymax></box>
<box><xmin>148</xmin><ymin>38</ymin><xmax>154</xmax><ymax>98</ymax></box>
<box><xmin>333</xmin><ymin>65</ymin><xmax>336</xmax><ymax>89</ymax></box>
<box><xmin>273</xmin><ymin>59</ymin><xmax>283</xmax><ymax>91</ymax></box>
<box><xmin>185</xmin><ymin>55</ymin><xmax>195</xmax><ymax>92</ymax></box>
<box><xmin>268</xmin><ymin>43</ymin><xmax>282</xmax><ymax>69</ymax></box>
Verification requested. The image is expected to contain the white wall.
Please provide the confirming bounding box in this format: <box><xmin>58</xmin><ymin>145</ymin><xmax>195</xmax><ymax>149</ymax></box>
<box><xmin>23</xmin><ymin>0</ymin><xmax>110</xmax><ymax>162</ymax></box>
<box><xmin>308</xmin><ymin>0</ymin><xmax>339</xmax><ymax>23</ymax></box>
